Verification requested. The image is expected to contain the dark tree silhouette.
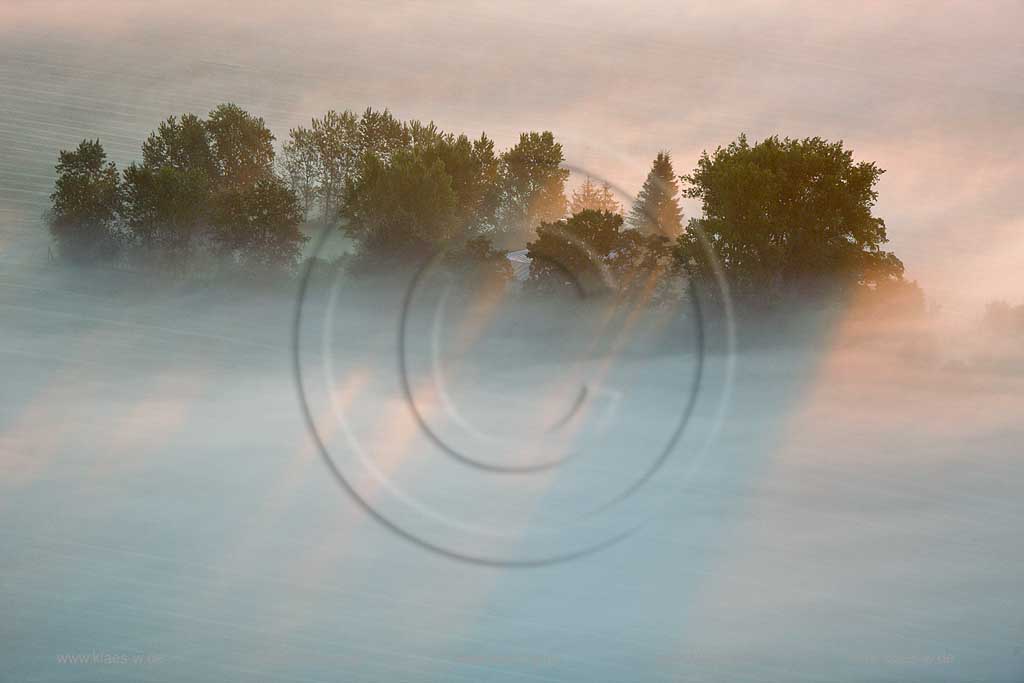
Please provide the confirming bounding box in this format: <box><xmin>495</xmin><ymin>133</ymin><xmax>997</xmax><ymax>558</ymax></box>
<box><xmin>119</xmin><ymin>104</ymin><xmax>306</xmax><ymax>272</ymax></box>
<box><xmin>527</xmin><ymin>210</ymin><xmax>622</xmax><ymax>296</ymax></box>
<box><xmin>210</xmin><ymin>174</ymin><xmax>307</xmax><ymax>270</ymax></box>
<box><xmin>678</xmin><ymin>135</ymin><xmax>907</xmax><ymax>305</ymax></box>
<box><xmin>340</xmin><ymin>115</ymin><xmax>505</xmax><ymax>268</ymax></box>
<box><xmin>122</xmin><ymin>163</ymin><xmax>210</xmax><ymax>262</ymax></box>
<box><xmin>205</xmin><ymin>103</ymin><xmax>276</xmax><ymax>189</ymax></box>
<box><xmin>343</xmin><ymin>147</ymin><xmax>458</xmax><ymax>263</ymax></box>
<box><xmin>47</xmin><ymin>139</ymin><xmax>122</xmax><ymax>262</ymax></box>
<box><xmin>123</xmin><ymin>114</ymin><xmax>215</xmax><ymax>263</ymax></box>
<box><xmin>524</xmin><ymin>209</ymin><xmax>676</xmax><ymax>299</ymax></box>
<box><xmin>140</xmin><ymin>113</ymin><xmax>215</xmax><ymax>175</ymax></box>
<box><xmin>414</xmin><ymin>128</ymin><xmax>502</xmax><ymax>237</ymax></box>
<box><xmin>48</xmin><ymin>105</ymin><xmax>919</xmax><ymax>306</ymax></box>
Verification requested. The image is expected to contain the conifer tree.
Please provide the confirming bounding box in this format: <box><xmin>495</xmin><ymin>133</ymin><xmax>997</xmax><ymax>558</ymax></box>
<box><xmin>628</xmin><ymin>152</ymin><xmax>682</xmax><ymax>236</ymax></box>
<box><xmin>569</xmin><ymin>176</ymin><xmax>621</xmax><ymax>215</ymax></box>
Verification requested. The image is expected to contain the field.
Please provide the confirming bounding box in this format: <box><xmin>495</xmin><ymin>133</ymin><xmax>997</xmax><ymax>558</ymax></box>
<box><xmin>2</xmin><ymin>261</ymin><xmax>1022</xmax><ymax>681</ymax></box>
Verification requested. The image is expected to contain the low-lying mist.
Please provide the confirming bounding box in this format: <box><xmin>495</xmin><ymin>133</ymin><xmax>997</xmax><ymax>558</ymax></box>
<box><xmin>2</xmin><ymin>260</ymin><xmax>1023</xmax><ymax>681</ymax></box>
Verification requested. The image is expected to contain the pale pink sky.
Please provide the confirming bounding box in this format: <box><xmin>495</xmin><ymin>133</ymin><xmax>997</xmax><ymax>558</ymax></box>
<box><xmin>2</xmin><ymin>0</ymin><xmax>1022</xmax><ymax>313</ymax></box>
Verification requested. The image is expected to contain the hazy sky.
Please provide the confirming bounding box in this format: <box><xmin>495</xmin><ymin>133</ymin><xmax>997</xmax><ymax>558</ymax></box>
<box><xmin>2</xmin><ymin>0</ymin><xmax>1022</xmax><ymax>313</ymax></box>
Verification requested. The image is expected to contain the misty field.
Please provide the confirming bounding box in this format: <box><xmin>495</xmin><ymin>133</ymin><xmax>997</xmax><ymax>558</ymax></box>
<box><xmin>1</xmin><ymin>260</ymin><xmax>1022</xmax><ymax>682</ymax></box>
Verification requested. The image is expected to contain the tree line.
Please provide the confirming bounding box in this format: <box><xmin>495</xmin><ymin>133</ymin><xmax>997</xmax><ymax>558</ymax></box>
<box><xmin>47</xmin><ymin>103</ymin><xmax>921</xmax><ymax>310</ymax></box>
<box><xmin>49</xmin><ymin>105</ymin><xmax>305</xmax><ymax>273</ymax></box>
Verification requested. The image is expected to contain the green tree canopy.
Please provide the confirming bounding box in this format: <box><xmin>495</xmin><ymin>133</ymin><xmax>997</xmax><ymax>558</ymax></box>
<box><xmin>205</xmin><ymin>103</ymin><xmax>276</xmax><ymax>188</ymax></box>
<box><xmin>356</xmin><ymin>107</ymin><xmax>410</xmax><ymax>164</ymax></box>
<box><xmin>628</xmin><ymin>152</ymin><xmax>682</xmax><ymax>237</ymax></box>
<box><xmin>210</xmin><ymin>174</ymin><xmax>307</xmax><ymax>271</ymax></box>
<box><xmin>118</xmin><ymin>104</ymin><xmax>305</xmax><ymax>272</ymax></box>
<box><xmin>48</xmin><ymin>139</ymin><xmax>122</xmax><ymax>262</ymax></box>
<box><xmin>338</xmin><ymin>114</ymin><xmax>504</xmax><ymax>266</ymax></box>
<box><xmin>497</xmin><ymin>131</ymin><xmax>569</xmax><ymax>248</ymax></box>
<box><xmin>414</xmin><ymin>129</ymin><xmax>501</xmax><ymax>236</ymax></box>
<box><xmin>343</xmin><ymin>148</ymin><xmax>458</xmax><ymax>262</ymax></box>
<box><xmin>122</xmin><ymin>163</ymin><xmax>209</xmax><ymax>259</ymax></box>
<box><xmin>526</xmin><ymin>209</ymin><xmax>648</xmax><ymax>296</ymax></box>
<box><xmin>124</xmin><ymin>114</ymin><xmax>217</xmax><ymax>264</ymax></box>
<box><xmin>140</xmin><ymin>113</ymin><xmax>215</xmax><ymax>176</ymax></box>
<box><xmin>281</xmin><ymin>109</ymin><xmax>360</xmax><ymax>224</ymax></box>
<box><xmin>48</xmin><ymin>104</ymin><xmax>920</xmax><ymax>304</ymax></box>
<box><xmin>678</xmin><ymin>134</ymin><xmax>904</xmax><ymax>304</ymax></box>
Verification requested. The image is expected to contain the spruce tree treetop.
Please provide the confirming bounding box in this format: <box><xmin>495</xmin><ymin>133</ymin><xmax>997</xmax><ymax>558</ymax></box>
<box><xmin>628</xmin><ymin>152</ymin><xmax>682</xmax><ymax>237</ymax></box>
<box><xmin>570</xmin><ymin>176</ymin><xmax>621</xmax><ymax>215</ymax></box>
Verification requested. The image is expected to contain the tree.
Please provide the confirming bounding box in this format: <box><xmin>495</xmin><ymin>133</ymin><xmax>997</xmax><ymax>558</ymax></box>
<box><xmin>343</xmin><ymin>148</ymin><xmax>458</xmax><ymax>263</ymax></box>
<box><xmin>356</xmin><ymin>107</ymin><xmax>409</xmax><ymax>165</ymax></box>
<box><xmin>204</xmin><ymin>106</ymin><xmax>305</xmax><ymax>271</ymax></box>
<box><xmin>281</xmin><ymin>109</ymin><xmax>360</xmax><ymax>224</ymax></box>
<box><xmin>415</xmin><ymin>129</ymin><xmax>501</xmax><ymax>237</ymax></box>
<box><xmin>47</xmin><ymin>139</ymin><xmax>122</xmax><ymax>262</ymax></box>
<box><xmin>119</xmin><ymin>104</ymin><xmax>304</xmax><ymax>273</ymax></box>
<box><xmin>443</xmin><ymin>234</ymin><xmax>513</xmax><ymax>287</ymax></box>
<box><xmin>570</xmin><ymin>176</ymin><xmax>621</xmax><ymax>215</ymax></box>
<box><xmin>526</xmin><ymin>209</ymin><xmax>645</xmax><ymax>296</ymax></box>
<box><xmin>678</xmin><ymin>134</ymin><xmax>903</xmax><ymax>305</ymax></box>
<box><xmin>496</xmin><ymin>131</ymin><xmax>569</xmax><ymax>248</ymax></box>
<box><xmin>628</xmin><ymin>152</ymin><xmax>682</xmax><ymax>237</ymax></box>
<box><xmin>338</xmin><ymin>113</ymin><xmax>505</xmax><ymax>267</ymax></box>
<box><xmin>209</xmin><ymin>174</ymin><xmax>308</xmax><ymax>271</ymax></box>
<box><xmin>122</xmin><ymin>163</ymin><xmax>210</xmax><ymax>262</ymax></box>
<box><xmin>140</xmin><ymin>113</ymin><xmax>215</xmax><ymax>176</ymax></box>
<box><xmin>280</xmin><ymin>124</ymin><xmax>323</xmax><ymax>220</ymax></box>
<box><xmin>205</xmin><ymin>103</ymin><xmax>276</xmax><ymax>188</ymax></box>
<box><xmin>122</xmin><ymin>113</ymin><xmax>217</xmax><ymax>263</ymax></box>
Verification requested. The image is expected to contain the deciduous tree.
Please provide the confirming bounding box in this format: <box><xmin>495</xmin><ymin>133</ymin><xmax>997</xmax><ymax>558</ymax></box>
<box><xmin>210</xmin><ymin>174</ymin><xmax>307</xmax><ymax>271</ymax></box>
<box><xmin>678</xmin><ymin>135</ymin><xmax>903</xmax><ymax>305</ymax></box>
<box><xmin>48</xmin><ymin>139</ymin><xmax>122</xmax><ymax>262</ymax></box>
<box><xmin>343</xmin><ymin>148</ymin><xmax>458</xmax><ymax>263</ymax></box>
<box><xmin>497</xmin><ymin>132</ymin><xmax>569</xmax><ymax>248</ymax></box>
<box><xmin>526</xmin><ymin>210</ymin><xmax>635</xmax><ymax>296</ymax></box>
<box><xmin>281</xmin><ymin>110</ymin><xmax>360</xmax><ymax>224</ymax></box>
<box><xmin>205</xmin><ymin>103</ymin><xmax>276</xmax><ymax>188</ymax></box>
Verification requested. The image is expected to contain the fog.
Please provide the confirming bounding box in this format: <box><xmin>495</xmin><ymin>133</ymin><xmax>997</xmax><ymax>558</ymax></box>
<box><xmin>2</xmin><ymin>253</ymin><xmax>1022</xmax><ymax>681</ymax></box>
<box><xmin>3</xmin><ymin>1</ymin><xmax>1024</xmax><ymax>313</ymax></box>
<box><xmin>4</xmin><ymin>1</ymin><xmax>1024</xmax><ymax>679</ymax></box>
